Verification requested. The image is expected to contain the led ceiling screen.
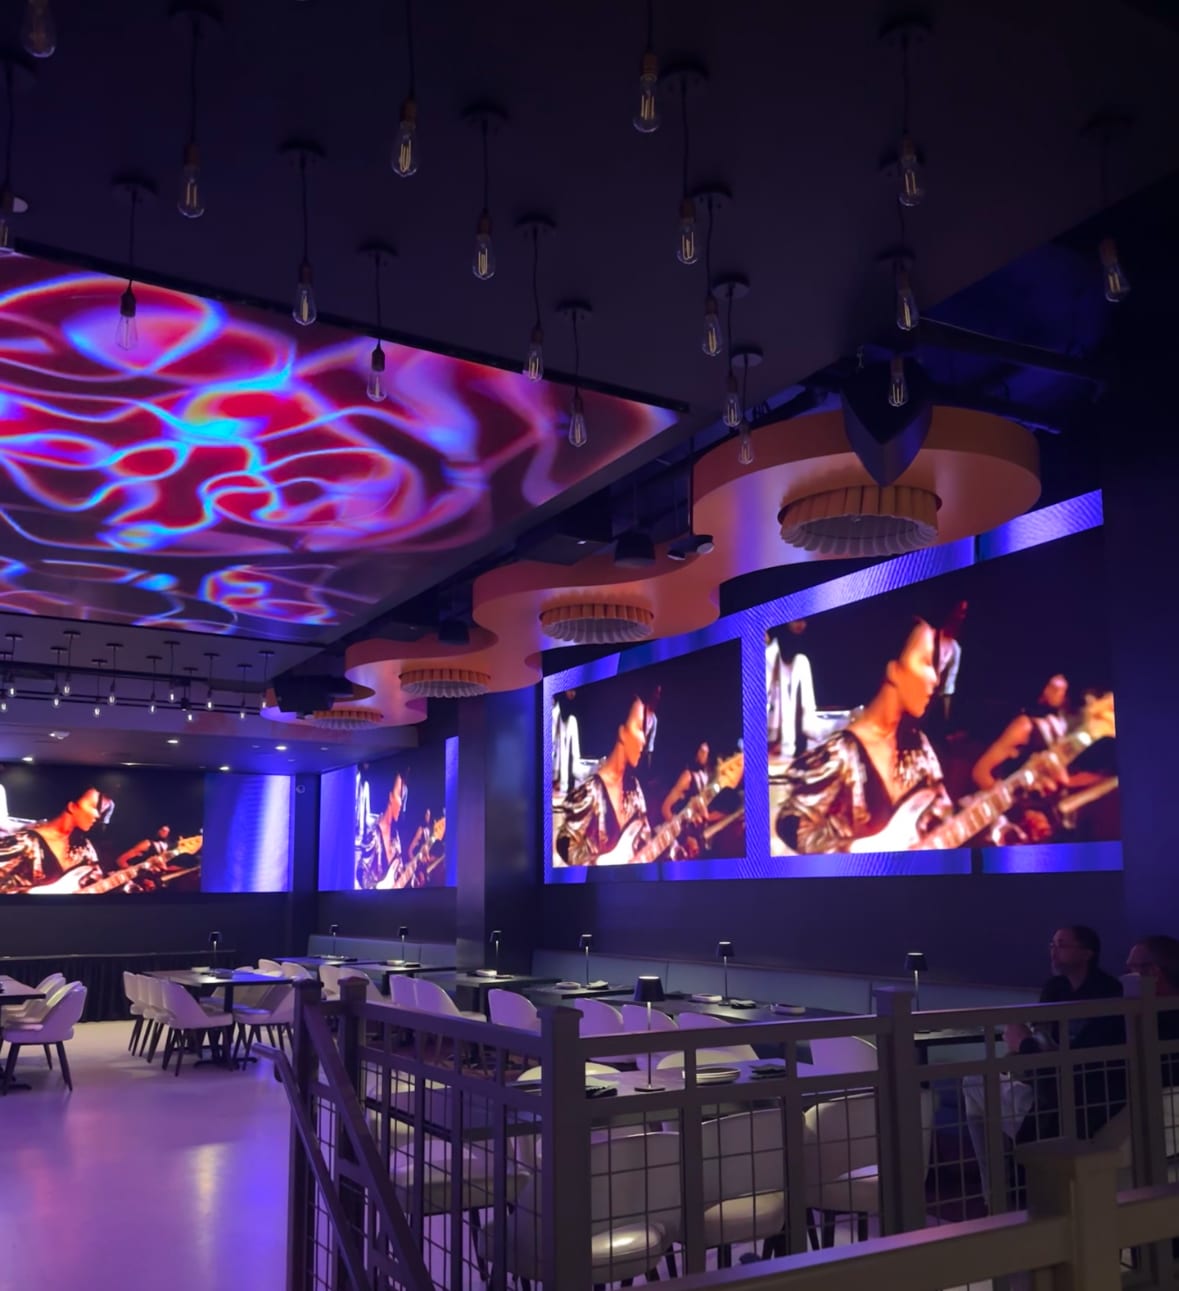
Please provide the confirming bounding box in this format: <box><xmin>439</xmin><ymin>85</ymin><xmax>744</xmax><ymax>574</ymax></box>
<box><xmin>0</xmin><ymin>257</ymin><xmax>675</xmax><ymax>640</ymax></box>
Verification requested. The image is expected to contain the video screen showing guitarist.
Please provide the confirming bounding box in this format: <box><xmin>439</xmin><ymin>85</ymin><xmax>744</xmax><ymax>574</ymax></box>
<box><xmin>775</xmin><ymin>618</ymin><xmax>954</xmax><ymax>854</ymax></box>
<box><xmin>0</xmin><ymin>786</ymin><xmax>114</xmax><ymax>893</ymax></box>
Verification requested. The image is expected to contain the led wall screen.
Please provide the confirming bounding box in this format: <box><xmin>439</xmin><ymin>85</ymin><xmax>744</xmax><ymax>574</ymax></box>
<box><xmin>545</xmin><ymin>491</ymin><xmax>1118</xmax><ymax>881</ymax></box>
<box><xmin>0</xmin><ymin>257</ymin><xmax>676</xmax><ymax>640</ymax></box>
<box><xmin>0</xmin><ymin>764</ymin><xmax>293</xmax><ymax>894</ymax></box>
<box><xmin>318</xmin><ymin>738</ymin><xmax>456</xmax><ymax>891</ymax></box>
<box><xmin>550</xmin><ymin>640</ymin><xmax>745</xmax><ymax>876</ymax></box>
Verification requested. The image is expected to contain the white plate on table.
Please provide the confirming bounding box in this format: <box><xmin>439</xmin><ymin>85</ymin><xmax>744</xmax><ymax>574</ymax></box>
<box><xmin>554</xmin><ymin>980</ymin><xmax>582</xmax><ymax>990</ymax></box>
<box><xmin>694</xmin><ymin>1067</ymin><xmax>740</xmax><ymax>1085</ymax></box>
<box><xmin>690</xmin><ymin>993</ymin><xmax>723</xmax><ymax>1004</ymax></box>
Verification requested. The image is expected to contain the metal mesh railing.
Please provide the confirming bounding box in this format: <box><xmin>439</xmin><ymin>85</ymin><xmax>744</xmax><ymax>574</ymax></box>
<box><xmin>275</xmin><ymin>976</ymin><xmax>1179</xmax><ymax>1291</ymax></box>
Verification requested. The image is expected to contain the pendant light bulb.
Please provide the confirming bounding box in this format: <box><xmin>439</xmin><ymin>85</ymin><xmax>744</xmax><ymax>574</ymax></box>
<box><xmin>239</xmin><ymin>704</ymin><xmax>247</xmax><ymax>720</ymax></box>
<box><xmin>21</xmin><ymin>0</ymin><xmax>55</xmax><ymax>59</ymax></box>
<box><xmin>367</xmin><ymin>342</ymin><xmax>387</xmax><ymax>402</ymax></box>
<box><xmin>701</xmin><ymin>294</ymin><xmax>723</xmax><ymax>357</ymax></box>
<box><xmin>525</xmin><ymin>325</ymin><xmax>544</xmax><ymax>382</ymax></box>
<box><xmin>895</xmin><ymin>264</ymin><xmax>919</xmax><ymax>332</ymax></box>
<box><xmin>178</xmin><ymin>140</ymin><xmax>204</xmax><ymax>219</ymax></box>
<box><xmin>293</xmin><ymin>260</ymin><xmax>317</xmax><ymax>326</ymax></box>
<box><xmin>51</xmin><ymin>689</ymin><xmax>60</xmax><ymax>709</ymax></box>
<box><xmin>0</xmin><ymin>192</ymin><xmax>15</xmax><ymax>256</ymax></box>
<box><xmin>108</xmin><ymin>686</ymin><xmax>116</xmax><ymax>706</ymax></box>
<box><xmin>1099</xmin><ymin>237</ymin><xmax>1130</xmax><ymax>303</ymax></box>
<box><xmin>568</xmin><ymin>390</ymin><xmax>588</xmax><ymax>448</ymax></box>
<box><xmin>393</xmin><ymin>97</ymin><xmax>418</xmax><ymax>177</ymax></box>
<box><xmin>738</xmin><ymin>423</ymin><xmax>754</xmax><ymax>466</ymax></box>
<box><xmin>677</xmin><ymin>196</ymin><xmax>698</xmax><ymax>265</ymax></box>
<box><xmin>723</xmin><ymin>372</ymin><xmax>742</xmax><ymax>429</ymax></box>
<box><xmin>116</xmin><ymin>285</ymin><xmax>138</xmax><ymax>351</ymax></box>
<box><xmin>472</xmin><ymin>210</ymin><xmax>495</xmax><ymax>280</ymax></box>
<box><xmin>888</xmin><ymin>354</ymin><xmax>909</xmax><ymax>408</ymax></box>
<box><xmin>149</xmin><ymin>698</ymin><xmax>157</xmax><ymax>714</ymax></box>
<box><xmin>898</xmin><ymin>134</ymin><xmax>924</xmax><ymax>208</ymax></box>
<box><xmin>93</xmin><ymin>703</ymin><xmax>101</xmax><ymax>718</ymax></box>
<box><xmin>62</xmin><ymin>679</ymin><xmax>70</xmax><ymax>696</ymax></box>
<box><xmin>634</xmin><ymin>51</ymin><xmax>660</xmax><ymax>133</ymax></box>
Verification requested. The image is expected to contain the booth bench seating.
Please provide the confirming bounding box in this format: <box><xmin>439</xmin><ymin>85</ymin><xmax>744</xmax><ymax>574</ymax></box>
<box><xmin>306</xmin><ymin>935</ymin><xmax>456</xmax><ymax>970</ymax></box>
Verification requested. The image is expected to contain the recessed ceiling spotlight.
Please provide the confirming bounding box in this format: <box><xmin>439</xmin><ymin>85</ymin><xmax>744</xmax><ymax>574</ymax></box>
<box><xmin>166</xmin><ymin>738</ymin><xmax>179</xmax><ymax>745</ymax></box>
<box><xmin>20</xmin><ymin>755</ymin><xmax>33</xmax><ymax>763</ymax></box>
<box><xmin>275</xmin><ymin>744</ymin><xmax>288</xmax><ymax>751</ymax></box>
<box><xmin>48</xmin><ymin>730</ymin><xmax>69</xmax><ymax>741</ymax></box>
<box><xmin>219</xmin><ymin>764</ymin><xmax>230</xmax><ymax>772</ymax></box>
<box><xmin>122</xmin><ymin>761</ymin><xmax>139</xmax><ymax>767</ymax></box>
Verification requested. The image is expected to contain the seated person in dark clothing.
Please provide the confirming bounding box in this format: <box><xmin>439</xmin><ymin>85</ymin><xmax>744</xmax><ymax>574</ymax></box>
<box><xmin>1007</xmin><ymin>926</ymin><xmax>1125</xmax><ymax>1143</ymax></box>
<box><xmin>966</xmin><ymin>926</ymin><xmax>1124</xmax><ymax>1205</ymax></box>
<box><xmin>1125</xmin><ymin>935</ymin><xmax>1179</xmax><ymax>1086</ymax></box>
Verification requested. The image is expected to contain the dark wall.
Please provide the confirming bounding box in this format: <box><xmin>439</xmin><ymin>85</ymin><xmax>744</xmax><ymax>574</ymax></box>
<box><xmin>316</xmin><ymin>887</ymin><xmax>456</xmax><ymax>944</ymax></box>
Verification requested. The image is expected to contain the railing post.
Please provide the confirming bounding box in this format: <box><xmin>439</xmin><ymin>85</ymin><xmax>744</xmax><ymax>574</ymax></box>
<box><xmin>287</xmin><ymin>978</ymin><xmax>325</xmax><ymax>1291</ymax></box>
<box><xmin>539</xmin><ymin>1005</ymin><xmax>591</xmax><ymax>1291</ymax></box>
<box><xmin>1020</xmin><ymin>1140</ymin><xmax>1122</xmax><ymax>1291</ymax></box>
<box><xmin>874</xmin><ymin>986</ymin><xmax>927</xmax><ymax>1235</ymax></box>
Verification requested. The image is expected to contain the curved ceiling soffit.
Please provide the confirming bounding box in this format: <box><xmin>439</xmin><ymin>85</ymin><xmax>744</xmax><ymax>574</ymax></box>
<box><xmin>338</xmin><ymin>406</ymin><xmax>1040</xmax><ymax>725</ymax></box>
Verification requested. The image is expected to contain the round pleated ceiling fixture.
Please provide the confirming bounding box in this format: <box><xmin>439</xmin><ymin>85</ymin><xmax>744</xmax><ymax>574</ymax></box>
<box><xmin>539</xmin><ymin>600</ymin><xmax>656</xmax><ymax>646</ymax></box>
<box><xmin>305</xmin><ymin>707</ymin><xmax>384</xmax><ymax>730</ymax></box>
<box><xmin>400</xmin><ymin>667</ymin><xmax>490</xmax><ymax>699</ymax></box>
<box><xmin>779</xmin><ymin>485</ymin><xmax>939</xmax><ymax>557</ymax></box>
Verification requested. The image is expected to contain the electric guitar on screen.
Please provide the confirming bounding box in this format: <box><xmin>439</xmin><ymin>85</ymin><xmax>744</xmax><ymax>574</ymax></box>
<box><xmin>846</xmin><ymin>694</ymin><xmax>1116</xmax><ymax>853</ymax></box>
<box><xmin>407</xmin><ymin>813</ymin><xmax>446</xmax><ymax>887</ymax></box>
<box><xmin>591</xmin><ymin>752</ymin><xmax>744</xmax><ymax>866</ymax></box>
<box><xmin>27</xmin><ymin>833</ymin><xmax>204</xmax><ymax>894</ymax></box>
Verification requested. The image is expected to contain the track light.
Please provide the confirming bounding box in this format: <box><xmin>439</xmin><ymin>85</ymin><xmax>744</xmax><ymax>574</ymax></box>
<box><xmin>1099</xmin><ymin>237</ymin><xmax>1130</xmax><ymax>303</ymax></box>
<box><xmin>284</xmin><ymin>142</ymin><xmax>322</xmax><ymax>325</ymax></box>
<box><xmin>895</xmin><ymin>262</ymin><xmax>919</xmax><ymax>331</ymax></box>
<box><xmin>392</xmin><ymin>2</ymin><xmax>418</xmax><ymax>176</ymax></box>
<box><xmin>21</xmin><ymin>0</ymin><xmax>55</xmax><ymax>59</ymax></box>
<box><xmin>888</xmin><ymin>353</ymin><xmax>909</xmax><ymax>407</ymax></box>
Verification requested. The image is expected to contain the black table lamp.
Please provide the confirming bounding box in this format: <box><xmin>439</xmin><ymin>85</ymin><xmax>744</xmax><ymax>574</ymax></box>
<box><xmin>397</xmin><ymin>926</ymin><xmax>409</xmax><ymax>963</ymax></box>
<box><xmin>717</xmin><ymin>940</ymin><xmax>734</xmax><ymax>1000</ymax></box>
<box><xmin>579</xmin><ymin>932</ymin><xmax>593</xmax><ymax>985</ymax></box>
<box><xmin>633</xmin><ymin>975</ymin><xmax>666</xmax><ymax>1093</ymax></box>
<box><xmin>209</xmin><ymin>930</ymin><xmax>221</xmax><ymax>970</ymax></box>
<box><xmin>489</xmin><ymin>929</ymin><xmax>502</xmax><ymax>977</ymax></box>
<box><xmin>905</xmin><ymin>951</ymin><xmax>928</xmax><ymax>1009</ymax></box>
<box><xmin>329</xmin><ymin>923</ymin><xmax>340</xmax><ymax>957</ymax></box>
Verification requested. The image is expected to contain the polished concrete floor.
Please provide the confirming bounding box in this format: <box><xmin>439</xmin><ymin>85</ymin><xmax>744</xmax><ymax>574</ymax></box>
<box><xmin>0</xmin><ymin>1021</ymin><xmax>288</xmax><ymax>1290</ymax></box>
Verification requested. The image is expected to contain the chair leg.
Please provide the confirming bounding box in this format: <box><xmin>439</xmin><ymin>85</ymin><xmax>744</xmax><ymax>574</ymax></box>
<box><xmin>128</xmin><ymin>1017</ymin><xmax>144</xmax><ymax>1053</ymax></box>
<box><xmin>43</xmin><ymin>1044</ymin><xmax>53</xmax><ymax>1069</ymax></box>
<box><xmin>57</xmin><ymin>1042</ymin><xmax>72</xmax><ymax>1091</ymax></box>
<box><xmin>174</xmin><ymin>1032</ymin><xmax>185</xmax><ymax>1076</ymax></box>
<box><xmin>2</xmin><ymin>1043</ymin><xmax>19</xmax><ymax>1092</ymax></box>
<box><xmin>820</xmin><ymin>1211</ymin><xmax>836</xmax><ymax>1248</ymax></box>
<box><xmin>856</xmin><ymin>1213</ymin><xmax>870</xmax><ymax>1243</ymax></box>
<box><xmin>665</xmin><ymin>1249</ymin><xmax>678</xmax><ymax>1278</ymax></box>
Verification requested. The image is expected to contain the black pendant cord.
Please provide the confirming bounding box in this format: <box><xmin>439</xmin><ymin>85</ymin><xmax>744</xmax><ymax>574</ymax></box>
<box><xmin>900</xmin><ymin>31</ymin><xmax>911</xmax><ymax>135</ymax></box>
<box><xmin>3</xmin><ymin>61</ymin><xmax>14</xmax><ymax>191</ymax></box>
<box><xmin>740</xmin><ymin>353</ymin><xmax>750</xmax><ymax>419</ymax></box>
<box><xmin>404</xmin><ymin>0</ymin><xmax>416</xmax><ymax>99</ymax></box>
<box><xmin>571</xmin><ymin>310</ymin><xmax>582</xmax><ymax>393</ymax></box>
<box><xmin>299</xmin><ymin>152</ymin><xmax>310</xmax><ymax>263</ymax></box>
<box><xmin>704</xmin><ymin>196</ymin><xmax>715</xmax><ymax>298</ymax></box>
<box><xmin>687</xmin><ymin>436</ymin><xmax>695</xmax><ymax>530</ymax></box>
<box><xmin>480</xmin><ymin>117</ymin><xmax>490</xmax><ymax>212</ymax></box>
<box><xmin>187</xmin><ymin>15</ymin><xmax>200</xmax><ymax>145</ymax></box>
<box><xmin>373</xmin><ymin>252</ymin><xmax>384</xmax><ymax>335</ymax></box>
<box><xmin>679</xmin><ymin>79</ymin><xmax>690</xmax><ymax>199</ymax></box>
<box><xmin>530</xmin><ymin>228</ymin><xmax>541</xmax><ymax>330</ymax></box>
<box><xmin>645</xmin><ymin>0</ymin><xmax>654</xmax><ymax>50</ymax></box>
<box><xmin>126</xmin><ymin>188</ymin><xmax>139</xmax><ymax>290</ymax></box>
<box><xmin>725</xmin><ymin>285</ymin><xmax>735</xmax><ymax>378</ymax></box>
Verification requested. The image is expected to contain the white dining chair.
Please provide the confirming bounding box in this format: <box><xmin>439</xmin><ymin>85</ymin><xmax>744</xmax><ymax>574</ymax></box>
<box><xmin>389</xmin><ymin>976</ymin><xmax>419</xmax><ymax>1011</ymax></box>
<box><xmin>233</xmin><ymin>982</ymin><xmax>295</xmax><ymax>1060</ymax></box>
<box><xmin>488</xmin><ymin>989</ymin><xmax>541</xmax><ymax>1033</ymax></box>
<box><xmin>414</xmin><ymin>978</ymin><xmax>485</xmax><ymax>1022</ymax></box>
<box><xmin>257</xmin><ymin>959</ymin><xmax>284</xmax><ymax>975</ymax></box>
<box><xmin>280</xmin><ymin>961</ymin><xmax>314</xmax><ymax>981</ymax></box>
<box><xmin>673</xmin><ymin>1010</ymin><xmax>759</xmax><ymax>1063</ymax></box>
<box><xmin>2</xmin><ymin>981</ymin><xmax>88</xmax><ymax>1092</ymax></box>
<box><xmin>804</xmin><ymin>1035</ymin><xmax>879</xmax><ymax>1082</ymax></box>
<box><xmin>5</xmin><ymin>973</ymin><xmax>68</xmax><ymax>1024</ymax></box>
<box><xmin>159</xmin><ymin>979</ymin><xmax>233</xmax><ymax>1076</ymax></box>
<box><xmin>702</xmin><ymin>1108</ymin><xmax>792</xmax><ymax>1264</ymax></box>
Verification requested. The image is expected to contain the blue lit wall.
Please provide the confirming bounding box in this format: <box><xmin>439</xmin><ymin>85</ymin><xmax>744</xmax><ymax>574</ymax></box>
<box><xmin>201</xmin><ymin>773</ymin><xmax>294</xmax><ymax>892</ymax></box>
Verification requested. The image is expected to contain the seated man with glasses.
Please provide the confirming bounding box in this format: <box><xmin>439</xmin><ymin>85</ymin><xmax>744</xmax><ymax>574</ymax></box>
<box><xmin>965</xmin><ymin>926</ymin><xmax>1123</xmax><ymax>1207</ymax></box>
<box><xmin>1126</xmin><ymin>935</ymin><xmax>1179</xmax><ymax>1083</ymax></box>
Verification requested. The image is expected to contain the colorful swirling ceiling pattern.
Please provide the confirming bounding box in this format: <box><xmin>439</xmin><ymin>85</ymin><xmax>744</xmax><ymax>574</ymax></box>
<box><xmin>0</xmin><ymin>257</ymin><xmax>676</xmax><ymax>640</ymax></box>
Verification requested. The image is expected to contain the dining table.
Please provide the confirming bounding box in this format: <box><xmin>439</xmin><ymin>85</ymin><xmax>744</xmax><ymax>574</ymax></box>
<box><xmin>146</xmin><ymin>969</ymin><xmax>285</xmax><ymax>1015</ymax></box>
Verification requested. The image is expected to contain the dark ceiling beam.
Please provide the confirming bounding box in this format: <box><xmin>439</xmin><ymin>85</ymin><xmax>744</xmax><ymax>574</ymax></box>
<box><xmin>915</xmin><ymin>318</ymin><xmax>1111</xmax><ymax>385</ymax></box>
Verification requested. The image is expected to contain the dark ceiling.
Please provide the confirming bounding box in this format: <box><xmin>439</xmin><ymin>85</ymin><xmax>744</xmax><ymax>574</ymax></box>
<box><xmin>0</xmin><ymin>0</ymin><xmax>1176</xmax><ymax>769</ymax></box>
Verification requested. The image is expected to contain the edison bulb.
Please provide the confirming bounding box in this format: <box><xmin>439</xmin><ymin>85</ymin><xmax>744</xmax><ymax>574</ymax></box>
<box><xmin>738</xmin><ymin>425</ymin><xmax>754</xmax><ymax>466</ymax></box>
<box><xmin>21</xmin><ymin>0</ymin><xmax>55</xmax><ymax>58</ymax></box>
<box><xmin>524</xmin><ymin>326</ymin><xmax>544</xmax><ymax>382</ymax></box>
<box><xmin>722</xmin><ymin>372</ymin><xmax>742</xmax><ymax>428</ymax></box>
<box><xmin>116</xmin><ymin>285</ymin><xmax>138</xmax><ymax>351</ymax></box>
<box><xmin>393</xmin><ymin>97</ymin><xmax>418</xmax><ymax>177</ymax></box>
<box><xmin>0</xmin><ymin>215</ymin><xmax>12</xmax><ymax>256</ymax></box>
<box><xmin>178</xmin><ymin>141</ymin><xmax>204</xmax><ymax>219</ymax></box>
<box><xmin>367</xmin><ymin>342</ymin><xmax>387</xmax><ymax>402</ymax></box>
<box><xmin>895</xmin><ymin>265</ymin><xmax>919</xmax><ymax>332</ymax></box>
<box><xmin>568</xmin><ymin>391</ymin><xmax>588</xmax><ymax>448</ymax></box>
<box><xmin>1099</xmin><ymin>237</ymin><xmax>1130</xmax><ymax>303</ymax></box>
<box><xmin>677</xmin><ymin>196</ymin><xmax>698</xmax><ymax>265</ymax></box>
<box><xmin>888</xmin><ymin>354</ymin><xmax>909</xmax><ymax>408</ymax></box>
<box><xmin>898</xmin><ymin>134</ymin><xmax>924</xmax><ymax>208</ymax></box>
<box><xmin>633</xmin><ymin>51</ymin><xmax>659</xmax><ymax>133</ymax></box>
<box><xmin>292</xmin><ymin>261</ymin><xmax>316</xmax><ymax>326</ymax></box>
<box><xmin>472</xmin><ymin>210</ymin><xmax>495</xmax><ymax>280</ymax></box>
<box><xmin>701</xmin><ymin>295</ymin><xmax>723</xmax><ymax>357</ymax></box>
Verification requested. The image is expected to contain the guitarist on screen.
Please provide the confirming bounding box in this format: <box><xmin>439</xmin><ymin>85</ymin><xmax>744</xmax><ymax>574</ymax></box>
<box><xmin>0</xmin><ymin>786</ymin><xmax>115</xmax><ymax>894</ymax></box>
<box><xmin>556</xmin><ymin>695</ymin><xmax>652</xmax><ymax>867</ymax></box>
<box><xmin>774</xmin><ymin>618</ymin><xmax>955</xmax><ymax>854</ymax></box>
